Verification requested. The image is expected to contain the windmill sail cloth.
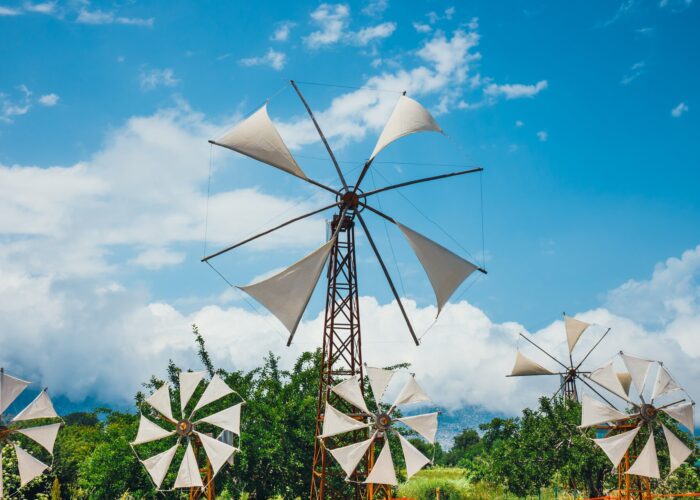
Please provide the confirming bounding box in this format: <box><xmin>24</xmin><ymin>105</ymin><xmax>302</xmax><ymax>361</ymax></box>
<box><xmin>11</xmin><ymin>389</ymin><xmax>58</xmax><ymax>421</ymax></box>
<box><xmin>211</xmin><ymin>104</ymin><xmax>306</xmax><ymax>179</ymax></box>
<box><xmin>626</xmin><ymin>433</ymin><xmax>660</xmax><ymax>479</ymax></box>
<box><xmin>193</xmin><ymin>375</ymin><xmax>234</xmax><ymax>413</ymax></box>
<box><xmin>364</xmin><ymin>441</ymin><xmax>398</xmax><ymax>485</ymax></box>
<box><xmin>366</xmin><ymin>367</ymin><xmax>394</xmax><ymax>404</ymax></box>
<box><xmin>331</xmin><ymin>376</ymin><xmax>370</xmax><ymax>414</ymax></box>
<box><xmin>13</xmin><ymin>444</ymin><xmax>49</xmax><ymax>486</ymax></box>
<box><xmin>174</xmin><ymin>442</ymin><xmax>204</xmax><ymax>488</ymax></box>
<box><xmin>194</xmin><ymin>431</ymin><xmax>236</xmax><ymax>476</ymax></box>
<box><xmin>393</xmin><ymin>376</ymin><xmax>432</xmax><ymax>407</ymax></box>
<box><xmin>616</xmin><ymin>372</ymin><xmax>633</xmax><ymax>396</ymax></box>
<box><xmin>0</xmin><ymin>371</ymin><xmax>30</xmax><ymax>415</ymax></box>
<box><xmin>179</xmin><ymin>371</ymin><xmax>205</xmax><ymax>416</ymax></box>
<box><xmin>397</xmin><ymin>223</ymin><xmax>478</xmax><ymax>314</ymax></box>
<box><xmin>17</xmin><ymin>423</ymin><xmax>61</xmax><ymax>453</ymax></box>
<box><xmin>397</xmin><ymin>413</ymin><xmax>438</xmax><ymax>444</ymax></box>
<box><xmin>320</xmin><ymin>402</ymin><xmax>369</xmax><ymax>438</ymax></box>
<box><xmin>329</xmin><ymin>434</ymin><xmax>375</xmax><ymax>478</ymax></box>
<box><xmin>142</xmin><ymin>443</ymin><xmax>178</xmax><ymax>488</ymax></box>
<box><xmin>197</xmin><ymin>403</ymin><xmax>242</xmax><ymax>435</ymax></box>
<box><xmin>662</xmin><ymin>402</ymin><xmax>695</xmax><ymax>436</ymax></box>
<box><xmin>132</xmin><ymin>414</ymin><xmax>175</xmax><ymax>445</ymax></box>
<box><xmin>369</xmin><ymin>95</ymin><xmax>442</xmax><ymax>160</ymax></box>
<box><xmin>509</xmin><ymin>351</ymin><xmax>554</xmax><ymax>376</ymax></box>
<box><xmin>593</xmin><ymin>426</ymin><xmax>641</xmax><ymax>467</ymax></box>
<box><xmin>145</xmin><ymin>384</ymin><xmax>174</xmax><ymax>422</ymax></box>
<box><xmin>620</xmin><ymin>353</ymin><xmax>653</xmax><ymax>395</ymax></box>
<box><xmin>588</xmin><ymin>361</ymin><xmax>633</xmax><ymax>402</ymax></box>
<box><xmin>398</xmin><ymin>434</ymin><xmax>431</xmax><ymax>479</ymax></box>
<box><xmin>564</xmin><ymin>315</ymin><xmax>590</xmax><ymax>353</ymax></box>
<box><xmin>651</xmin><ymin>365</ymin><xmax>681</xmax><ymax>401</ymax></box>
<box><xmin>661</xmin><ymin>423</ymin><xmax>692</xmax><ymax>474</ymax></box>
<box><xmin>579</xmin><ymin>394</ymin><xmax>628</xmax><ymax>428</ymax></box>
<box><xmin>239</xmin><ymin>239</ymin><xmax>335</xmax><ymax>335</ymax></box>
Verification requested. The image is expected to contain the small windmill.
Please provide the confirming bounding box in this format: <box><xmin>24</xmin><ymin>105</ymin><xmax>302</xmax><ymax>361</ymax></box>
<box><xmin>580</xmin><ymin>352</ymin><xmax>696</xmax><ymax>497</ymax></box>
<box><xmin>131</xmin><ymin>371</ymin><xmax>243</xmax><ymax>498</ymax></box>
<box><xmin>0</xmin><ymin>368</ymin><xmax>62</xmax><ymax>498</ymax></box>
<box><xmin>507</xmin><ymin>313</ymin><xmax>620</xmax><ymax>401</ymax></box>
<box><xmin>202</xmin><ymin>81</ymin><xmax>486</xmax><ymax>496</ymax></box>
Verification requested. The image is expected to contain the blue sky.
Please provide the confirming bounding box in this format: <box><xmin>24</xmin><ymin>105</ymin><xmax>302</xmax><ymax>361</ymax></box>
<box><xmin>1</xmin><ymin>0</ymin><xmax>699</xmax><ymax>415</ymax></box>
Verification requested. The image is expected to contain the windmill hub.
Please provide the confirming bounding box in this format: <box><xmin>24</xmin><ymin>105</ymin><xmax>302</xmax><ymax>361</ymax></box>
<box><xmin>640</xmin><ymin>403</ymin><xmax>658</xmax><ymax>422</ymax></box>
<box><xmin>374</xmin><ymin>412</ymin><xmax>393</xmax><ymax>432</ymax></box>
<box><xmin>176</xmin><ymin>419</ymin><xmax>193</xmax><ymax>437</ymax></box>
<box><xmin>337</xmin><ymin>187</ymin><xmax>364</xmax><ymax>212</ymax></box>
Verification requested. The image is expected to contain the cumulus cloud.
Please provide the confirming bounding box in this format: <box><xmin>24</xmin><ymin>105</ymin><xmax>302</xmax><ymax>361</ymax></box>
<box><xmin>0</xmin><ymin>5</ymin><xmax>21</xmax><ymax>15</ymax></box>
<box><xmin>671</xmin><ymin>102</ymin><xmax>688</xmax><ymax>117</ymax></box>
<box><xmin>362</xmin><ymin>0</ymin><xmax>388</xmax><ymax>17</ymax></box>
<box><xmin>139</xmin><ymin>68</ymin><xmax>178</xmax><ymax>90</ymax></box>
<box><xmin>413</xmin><ymin>22</ymin><xmax>431</xmax><ymax>33</ymax></box>
<box><xmin>38</xmin><ymin>93</ymin><xmax>59</xmax><ymax>106</ymax></box>
<box><xmin>239</xmin><ymin>48</ymin><xmax>287</xmax><ymax>71</ymax></box>
<box><xmin>271</xmin><ymin>21</ymin><xmax>295</xmax><ymax>42</ymax></box>
<box><xmin>303</xmin><ymin>3</ymin><xmax>396</xmax><ymax>48</ymax></box>
<box><xmin>484</xmin><ymin>80</ymin><xmax>548</xmax><ymax>100</ymax></box>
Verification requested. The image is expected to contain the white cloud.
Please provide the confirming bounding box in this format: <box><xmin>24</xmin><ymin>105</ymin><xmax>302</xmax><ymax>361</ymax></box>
<box><xmin>239</xmin><ymin>48</ymin><xmax>287</xmax><ymax>71</ymax></box>
<box><xmin>38</xmin><ymin>93</ymin><xmax>59</xmax><ymax>106</ymax></box>
<box><xmin>130</xmin><ymin>248</ymin><xmax>185</xmax><ymax>269</ymax></box>
<box><xmin>671</xmin><ymin>102</ymin><xmax>688</xmax><ymax>117</ymax></box>
<box><xmin>413</xmin><ymin>22</ymin><xmax>431</xmax><ymax>33</ymax></box>
<box><xmin>304</xmin><ymin>3</ymin><xmax>396</xmax><ymax>48</ymax></box>
<box><xmin>1</xmin><ymin>84</ymin><xmax>32</xmax><ymax>123</ymax></box>
<box><xmin>484</xmin><ymin>80</ymin><xmax>548</xmax><ymax>100</ymax></box>
<box><xmin>23</xmin><ymin>1</ymin><xmax>55</xmax><ymax>14</ymax></box>
<box><xmin>76</xmin><ymin>8</ymin><xmax>153</xmax><ymax>27</ymax></box>
<box><xmin>271</xmin><ymin>21</ymin><xmax>295</xmax><ymax>42</ymax></box>
<box><xmin>353</xmin><ymin>21</ymin><xmax>396</xmax><ymax>44</ymax></box>
<box><xmin>537</xmin><ymin>130</ymin><xmax>548</xmax><ymax>142</ymax></box>
<box><xmin>621</xmin><ymin>60</ymin><xmax>646</xmax><ymax>85</ymax></box>
<box><xmin>362</xmin><ymin>0</ymin><xmax>388</xmax><ymax>17</ymax></box>
<box><xmin>0</xmin><ymin>6</ymin><xmax>21</xmax><ymax>15</ymax></box>
<box><xmin>139</xmin><ymin>68</ymin><xmax>178</xmax><ymax>90</ymax></box>
<box><xmin>515</xmin><ymin>120</ymin><xmax>523</xmax><ymax>127</ymax></box>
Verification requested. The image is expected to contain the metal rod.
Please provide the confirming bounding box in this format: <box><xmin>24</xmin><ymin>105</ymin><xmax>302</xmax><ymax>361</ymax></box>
<box><xmin>353</xmin><ymin>159</ymin><xmax>375</xmax><ymax>195</ymax></box>
<box><xmin>357</xmin><ymin>213</ymin><xmax>419</xmax><ymax>346</ymax></box>
<box><xmin>578</xmin><ymin>375</ymin><xmax>620</xmax><ymax>409</ymax></box>
<box><xmin>290</xmin><ymin>80</ymin><xmax>348</xmax><ymax>190</ymax></box>
<box><xmin>549</xmin><ymin>377</ymin><xmax>570</xmax><ymax>402</ymax></box>
<box><xmin>201</xmin><ymin>202</ymin><xmax>339</xmax><ymax>262</ymax></box>
<box><xmin>518</xmin><ymin>333</ymin><xmax>569</xmax><ymax>370</ymax></box>
<box><xmin>358</xmin><ymin>167</ymin><xmax>483</xmax><ymax>198</ymax></box>
<box><xmin>655</xmin><ymin>398</ymin><xmax>686</xmax><ymax>411</ymax></box>
<box><xmin>575</xmin><ymin>327</ymin><xmax>611</xmax><ymax>371</ymax></box>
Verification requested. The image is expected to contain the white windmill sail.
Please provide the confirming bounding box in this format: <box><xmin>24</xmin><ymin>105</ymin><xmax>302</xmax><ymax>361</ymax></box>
<box><xmin>196</xmin><ymin>403</ymin><xmax>242</xmax><ymax>435</ymax></box>
<box><xmin>331</xmin><ymin>376</ymin><xmax>370</xmax><ymax>414</ymax></box>
<box><xmin>174</xmin><ymin>442</ymin><xmax>204</xmax><ymax>488</ymax></box>
<box><xmin>145</xmin><ymin>384</ymin><xmax>174</xmax><ymax>422</ymax></box>
<box><xmin>369</xmin><ymin>95</ymin><xmax>442</xmax><ymax>160</ymax></box>
<box><xmin>651</xmin><ymin>365</ymin><xmax>681</xmax><ymax>401</ymax></box>
<box><xmin>11</xmin><ymin>389</ymin><xmax>58</xmax><ymax>421</ymax></box>
<box><xmin>239</xmin><ymin>239</ymin><xmax>335</xmax><ymax>335</ymax></box>
<box><xmin>366</xmin><ymin>366</ymin><xmax>394</xmax><ymax>404</ymax></box>
<box><xmin>398</xmin><ymin>433</ymin><xmax>431</xmax><ymax>479</ymax></box>
<box><xmin>320</xmin><ymin>403</ymin><xmax>369</xmax><ymax>438</ymax></box>
<box><xmin>14</xmin><ymin>444</ymin><xmax>49</xmax><ymax>486</ymax></box>
<box><xmin>211</xmin><ymin>104</ymin><xmax>306</xmax><ymax>178</ymax></box>
<box><xmin>662</xmin><ymin>402</ymin><xmax>695</xmax><ymax>436</ymax></box>
<box><xmin>626</xmin><ymin>433</ymin><xmax>660</xmax><ymax>479</ymax></box>
<box><xmin>564</xmin><ymin>315</ymin><xmax>589</xmax><ymax>353</ymax></box>
<box><xmin>329</xmin><ymin>434</ymin><xmax>375</xmax><ymax>478</ymax></box>
<box><xmin>179</xmin><ymin>371</ymin><xmax>205</xmax><ymax>415</ymax></box>
<box><xmin>620</xmin><ymin>353</ymin><xmax>653</xmax><ymax>395</ymax></box>
<box><xmin>193</xmin><ymin>374</ymin><xmax>234</xmax><ymax>413</ymax></box>
<box><xmin>141</xmin><ymin>444</ymin><xmax>179</xmax><ymax>489</ymax></box>
<box><xmin>588</xmin><ymin>361</ymin><xmax>632</xmax><ymax>402</ymax></box>
<box><xmin>0</xmin><ymin>371</ymin><xmax>30</xmax><ymax>415</ymax></box>
<box><xmin>17</xmin><ymin>423</ymin><xmax>61</xmax><ymax>453</ymax></box>
<box><xmin>616</xmin><ymin>372</ymin><xmax>633</xmax><ymax>396</ymax></box>
<box><xmin>393</xmin><ymin>376</ymin><xmax>431</xmax><ymax>407</ymax></box>
<box><xmin>579</xmin><ymin>394</ymin><xmax>628</xmax><ymax>428</ymax></box>
<box><xmin>397</xmin><ymin>412</ymin><xmax>438</xmax><ymax>444</ymax></box>
<box><xmin>397</xmin><ymin>223</ymin><xmax>478</xmax><ymax>314</ymax></box>
<box><xmin>509</xmin><ymin>351</ymin><xmax>554</xmax><ymax>376</ymax></box>
<box><xmin>661</xmin><ymin>423</ymin><xmax>692</xmax><ymax>474</ymax></box>
<box><xmin>592</xmin><ymin>425</ymin><xmax>641</xmax><ymax>466</ymax></box>
<box><xmin>132</xmin><ymin>414</ymin><xmax>175</xmax><ymax>445</ymax></box>
<box><xmin>194</xmin><ymin>431</ymin><xmax>237</xmax><ymax>476</ymax></box>
<box><xmin>364</xmin><ymin>441</ymin><xmax>398</xmax><ymax>485</ymax></box>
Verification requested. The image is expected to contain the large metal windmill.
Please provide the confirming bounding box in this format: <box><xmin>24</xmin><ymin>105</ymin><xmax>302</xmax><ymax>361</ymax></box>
<box><xmin>202</xmin><ymin>81</ymin><xmax>486</xmax><ymax>497</ymax></box>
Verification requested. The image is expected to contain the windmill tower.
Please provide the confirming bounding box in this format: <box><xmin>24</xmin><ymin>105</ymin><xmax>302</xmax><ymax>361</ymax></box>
<box><xmin>203</xmin><ymin>81</ymin><xmax>486</xmax><ymax>498</ymax></box>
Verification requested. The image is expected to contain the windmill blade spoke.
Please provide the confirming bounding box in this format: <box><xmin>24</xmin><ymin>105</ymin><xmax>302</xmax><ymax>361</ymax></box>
<box><xmin>574</xmin><ymin>327</ymin><xmax>611</xmax><ymax>371</ymax></box>
<box><xmin>578</xmin><ymin>376</ymin><xmax>624</xmax><ymax>410</ymax></box>
<box><xmin>359</xmin><ymin>167</ymin><xmax>483</xmax><ymax>199</ymax></box>
<box><xmin>509</xmin><ymin>351</ymin><xmax>556</xmax><ymax>377</ymax></box>
<box><xmin>518</xmin><ymin>333</ymin><xmax>569</xmax><ymax>371</ymax></box>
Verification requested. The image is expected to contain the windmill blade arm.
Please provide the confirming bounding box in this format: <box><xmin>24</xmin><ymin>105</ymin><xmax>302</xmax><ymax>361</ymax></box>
<box><xmin>578</xmin><ymin>375</ymin><xmax>623</xmax><ymax>409</ymax></box>
<box><xmin>201</xmin><ymin>202</ymin><xmax>339</xmax><ymax>262</ymax></box>
<box><xmin>575</xmin><ymin>327</ymin><xmax>611</xmax><ymax>371</ymax></box>
<box><xmin>359</xmin><ymin>167</ymin><xmax>483</xmax><ymax>199</ymax></box>
<box><xmin>357</xmin><ymin>213</ymin><xmax>419</xmax><ymax>345</ymax></box>
<box><xmin>518</xmin><ymin>333</ymin><xmax>570</xmax><ymax>370</ymax></box>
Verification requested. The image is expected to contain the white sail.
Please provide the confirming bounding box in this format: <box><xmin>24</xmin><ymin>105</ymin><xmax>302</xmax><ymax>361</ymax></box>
<box><xmin>132</xmin><ymin>414</ymin><xmax>175</xmax><ymax>445</ymax></box>
<box><xmin>363</xmin><ymin>441</ymin><xmax>397</xmax><ymax>485</ymax></box>
<box><xmin>564</xmin><ymin>315</ymin><xmax>589</xmax><ymax>353</ymax></box>
<box><xmin>592</xmin><ymin>426</ymin><xmax>640</xmax><ymax>467</ymax></box>
<box><xmin>145</xmin><ymin>384</ymin><xmax>174</xmax><ymax>422</ymax></box>
<box><xmin>17</xmin><ymin>423</ymin><xmax>61</xmax><ymax>454</ymax></box>
<box><xmin>196</xmin><ymin>403</ymin><xmax>242</xmax><ymax>435</ymax></box>
<box><xmin>329</xmin><ymin>434</ymin><xmax>375</xmax><ymax>478</ymax></box>
<box><xmin>179</xmin><ymin>371</ymin><xmax>205</xmax><ymax>416</ymax></box>
<box><xmin>192</xmin><ymin>374</ymin><xmax>234</xmax><ymax>413</ymax></box>
<box><xmin>319</xmin><ymin>403</ymin><xmax>369</xmax><ymax>438</ymax></box>
<box><xmin>661</xmin><ymin>423</ymin><xmax>692</xmax><ymax>474</ymax></box>
<box><xmin>331</xmin><ymin>376</ymin><xmax>370</xmax><ymax>414</ymax></box>
<box><xmin>194</xmin><ymin>431</ymin><xmax>237</xmax><ymax>476</ymax></box>
<box><xmin>651</xmin><ymin>365</ymin><xmax>681</xmax><ymax>401</ymax></box>
<box><xmin>393</xmin><ymin>376</ymin><xmax>431</xmax><ymax>407</ymax></box>
<box><xmin>173</xmin><ymin>442</ymin><xmax>204</xmax><ymax>488</ymax></box>
<box><xmin>14</xmin><ymin>444</ymin><xmax>49</xmax><ymax>486</ymax></box>
<box><xmin>398</xmin><ymin>433</ymin><xmax>431</xmax><ymax>479</ymax></box>
<box><xmin>0</xmin><ymin>371</ymin><xmax>30</xmax><ymax>415</ymax></box>
<box><xmin>579</xmin><ymin>394</ymin><xmax>628</xmax><ymax>428</ymax></box>
<box><xmin>588</xmin><ymin>361</ymin><xmax>632</xmax><ymax>402</ymax></box>
<box><xmin>616</xmin><ymin>372</ymin><xmax>632</xmax><ymax>396</ymax></box>
<box><xmin>509</xmin><ymin>351</ymin><xmax>554</xmax><ymax>376</ymax></box>
<box><xmin>620</xmin><ymin>353</ymin><xmax>653</xmax><ymax>395</ymax></box>
<box><xmin>11</xmin><ymin>389</ymin><xmax>58</xmax><ymax>421</ymax></box>
<box><xmin>397</xmin><ymin>412</ymin><xmax>438</xmax><ymax>444</ymax></box>
<box><xmin>141</xmin><ymin>444</ymin><xmax>178</xmax><ymax>489</ymax></box>
<box><xmin>366</xmin><ymin>367</ymin><xmax>394</xmax><ymax>404</ymax></box>
<box><xmin>626</xmin><ymin>433</ymin><xmax>660</xmax><ymax>479</ymax></box>
<box><xmin>662</xmin><ymin>402</ymin><xmax>695</xmax><ymax>436</ymax></box>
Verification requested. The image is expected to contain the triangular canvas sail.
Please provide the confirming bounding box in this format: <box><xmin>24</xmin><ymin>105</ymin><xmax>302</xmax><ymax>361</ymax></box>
<box><xmin>588</xmin><ymin>361</ymin><xmax>632</xmax><ymax>402</ymax></box>
<box><xmin>616</xmin><ymin>372</ymin><xmax>632</xmax><ymax>396</ymax></box>
<box><xmin>564</xmin><ymin>315</ymin><xmax>590</xmax><ymax>353</ymax></box>
<box><xmin>620</xmin><ymin>353</ymin><xmax>653</xmax><ymax>395</ymax></box>
<box><xmin>320</xmin><ymin>403</ymin><xmax>369</xmax><ymax>438</ymax></box>
<box><xmin>398</xmin><ymin>433</ymin><xmax>431</xmax><ymax>479</ymax></box>
<box><xmin>194</xmin><ymin>431</ymin><xmax>237</xmax><ymax>476</ymax></box>
<box><xmin>370</xmin><ymin>95</ymin><xmax>442</xmax><ymax>160</ymax></box>
<box><xmin>393</xmin><ymin>376</ymin><xmax>431</xmax><ymax>407</ymax></box>
<box><xmin>366</xmin><ymin>367</ymin><xmax>394</xmax><ymax>404</ymax></box>
<box><xmin>329</xmin><ymin>434</ymin><xmax>375</xmax><ymax>478</ymax></box>
<box><xmin>141</xmin><ymin>443</ymin><xmax>178</xmax><ymax>488</ymax></box>
<box><xmin>193</xmin><ymin>375</ymin><xmax>234</xmax><ymax>413</ymax></box>
<box><xmin>662</xmin><ymin>402</ymin><xmax>695</xmax><ymax>436</ymax></box>
<box><xmin>174</xmin><ymin>442</ymin><xmax>204</xmax><ymax>488</ymax></box>
<box><xmin>331</xmin><ymin>376</ymin><xmax>370</xmax><ymax>414</ymax></box>
<box><xmin>592</xmin><ymin>425</ymin><xmax>641</xmax><ymax>466</ymax></box>
<box><xmin>364</xmin><ymin>441</ymin><xmax>398</xmax><ymax>485</ymax></box>
<box><xmin>179</xmin><ymin>371</ymin><xmax>205</xmax><ymax>416</ymax></box>
<box><xmin>0</xmin><ymin>371</ymin><xmax>30</xmax><ymax>415</ymax></box>
<box><xmin>651</xmin><ymin>365</ymin><xmax>681</xmax><ymax>401</ymax></box>
<box><xmin>509</xmin><ymin>351</ymin><xmax>554</xmax><ymax>376</ymax></box>
<box><xmin>397</xmin><ymin>412</ymin><xmax>438</xmax><ymax>444</ymax></box>
<box><xmin>579</xmin><ymin>394</ymin><xmax>628</xmax><ymax>428</ymax></box>
<box><xmin>397</xmin><ymin>223</ymin><xmax>478</xmax><ymax>313</ymax></box>
<box><xmin>661</xmin><ymin>423</ymin><xmax>692</xmax><ymax>474</ymax></box>
<box><xmin>132</xmin><ymin>414</ymin><xmax>175</xmax><ymax>445</ymax></box>
<box><xmin>211</xmin><ymin>104</ymin><xmax>306</xmax><ymax>178</ymax></box>
<box><xmin>145</xmin><ymin>384</ymin><xmax>174</xmax><ymax>422</ymax></box>
<box><xmin>196</xmin><ymin>403</ymin><xmax>242</xmax><ymax>435</ymax></box>
<box><xmin>13</xmin><ymin>444</ymin><xmax>48</xmax><ymax>486</ymax></box>
<box><xmin>11</xmin><ymin>389</ymin><xmax>58</xmax><ymax>421</ymax></box>
<box><xmin>17</xmin><ymin>423</ymin><xmax>61</xmax><ymax>453</ymax></box>
<box><xmin>239</xmin><ymin>239</ymin><xmax>335</xmax><ymax>335</ymax></box>
<box><xmin>626</xmin><ymin>433</ymin><xmax>660</xmax><ymax>479</ymax></box>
